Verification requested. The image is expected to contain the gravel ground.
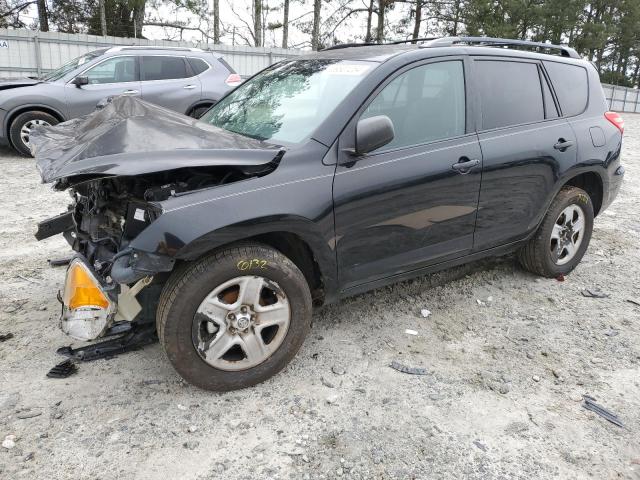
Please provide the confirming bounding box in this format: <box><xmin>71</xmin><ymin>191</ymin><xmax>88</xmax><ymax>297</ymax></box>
<box><xmin>0</xmin><ymin>115</ymin><xmax>639</xmax><ymax>480</ymax></box>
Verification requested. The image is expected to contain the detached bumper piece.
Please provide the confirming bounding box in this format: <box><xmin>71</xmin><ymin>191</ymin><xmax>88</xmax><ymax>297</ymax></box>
<box><xmin>56</xmin><ymin>323</ymin><xmax>157</xmax><ymax>362</ymax></box>
<box><xmin>35</xmin><ymin>211</ymin><xmax>74</xmax><ymax>241</ymax></box>
<box><xmin>46</xmin><ymin>359</ymin><xmax>78</xmax><ymax>379</ymax></box>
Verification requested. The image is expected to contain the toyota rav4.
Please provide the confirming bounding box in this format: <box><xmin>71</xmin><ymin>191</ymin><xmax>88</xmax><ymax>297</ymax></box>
<box><xmin>33</xmin><ymin>37</ymin><xmax>625</xmax><ymax>391</ymax></box>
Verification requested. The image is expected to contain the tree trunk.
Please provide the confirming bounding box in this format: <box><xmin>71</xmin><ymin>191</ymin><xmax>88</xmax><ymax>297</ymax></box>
<box><xmin>213</xmin><ymin>0</ymin><xmax>220</xmax><ymax>43</ymax></box>
<box><xmin>365</xmin><ymin>0</ymin><xmax>374</xmax><ymax>42</ymax></box>
<box><xmin>37</xmin><ymin>0</ymin><xmax>48</xmax><ymax>32</ymax></box>
<box><xmin>376</xmin><ymin>0</ymin><xmax>385</xmax><ymax>44</ymax></box>
<box><xmin>254</xmin><ymin>0</ymin><xmax>262</xmax><ymax>47</ymax></box>
<box><xmin>133</xmin><ymin>1</ymin><xmax>145</xmax><ymax>38</ymax></box>
<box><xmin>282</xmin><ymin>0</ymin><xmax>289</xmax><ymax>48</ymax></box>
<box><xmin>99</xmin><ymin>0</ymin><xmax>107</xmax><ymax>36</ymax></box>
<box><xmin>412</xmin><ymin>0</ymin><xmax>422</xmax><ymax>41</ymax></box>
<box><xmin>452</xmin><ymin>0</ymin><xmax>461</xmax><ymax>36</ymax></box>
<box><xmin>312</xmin><ymin>0</ymin><xmax>321</xmax><ymax>50</ymax></box>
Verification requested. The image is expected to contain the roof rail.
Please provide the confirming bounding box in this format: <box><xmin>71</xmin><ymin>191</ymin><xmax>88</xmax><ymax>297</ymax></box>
<box><xmin>388</xmin><ymin>37</ymin><xmax>439</xmax><ymax>45</ymax></box>
<box><xmin>106</xmin><ymin>45</ymin><xmax>203</xmax><ymax>53</ymax></box>
<box><xmin>423</xmin><ymin>36</ymin><xmax>580</xmax><ymax>59</ymax></box>
<box><xmin>321</xmin><ymin>42</ymin><xmax>378</xmax><ymax>51</ymax></box>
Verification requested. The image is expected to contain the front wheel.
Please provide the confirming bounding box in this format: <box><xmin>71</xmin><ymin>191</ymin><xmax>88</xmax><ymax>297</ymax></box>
<box><xmin>9</xmin><ymin>111</ymin><xmax>58</xmax><ymax>156</ymax></box>
<box><xmin>157</xmin><ymin>244</ymin><xmax>312</xmax><ymax>391</ymax></box>
<box><xmin>518</xmin><ymin>186</ymin><xmax>594</xmax><ymax>278</ymax></box>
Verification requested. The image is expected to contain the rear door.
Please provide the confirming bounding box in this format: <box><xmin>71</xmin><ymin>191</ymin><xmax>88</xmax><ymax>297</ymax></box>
<box><xmin>65</xmin><ymin>55</ymin><xmax>140</xmax><ymax>117</ymax></box>
<box><xmin>139</xmin><ymin>55</ymin><xmax>202</xmax><ymax>114</ymax></box>
<box><xmin>472</xmin><ymin>57</ymin><xmax>577</xmax><ymax>251</ymax></box>
<box><xmin>333</xmin><ymin>58</ymin><xmax>483</xmax><ymax>290</ymax></box>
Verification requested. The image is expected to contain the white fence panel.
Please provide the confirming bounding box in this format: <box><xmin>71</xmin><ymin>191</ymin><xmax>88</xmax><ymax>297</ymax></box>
<box><xmin>0</xmin><ymin>28</ymin><xmax>302</xmax><ymax>78</ymax></box>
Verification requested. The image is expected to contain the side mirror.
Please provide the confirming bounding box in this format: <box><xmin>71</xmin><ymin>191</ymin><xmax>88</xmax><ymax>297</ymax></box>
<box><xmin>72</xmin><ymin>76</ymin><xmax>89</xmax><ymax>87</ymax></box>
<box><xmin>355</xmin><ymin>115</ymin><xmax>395</xmax><ymax>155</ymax></box>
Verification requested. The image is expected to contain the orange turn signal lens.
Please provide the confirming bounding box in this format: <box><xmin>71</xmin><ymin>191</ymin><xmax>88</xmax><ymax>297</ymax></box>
<box><xmin>63</xmin><ymin>261</ymin><xmax>110</xmax><ymax>310</ymax></box>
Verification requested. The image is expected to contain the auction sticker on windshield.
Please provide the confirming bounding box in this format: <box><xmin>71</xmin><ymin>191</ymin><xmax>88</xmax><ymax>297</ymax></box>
<box><xmin>326</xmin><ymin>64</ymin><xmax>371</xmax><ymax>75</ymax></box>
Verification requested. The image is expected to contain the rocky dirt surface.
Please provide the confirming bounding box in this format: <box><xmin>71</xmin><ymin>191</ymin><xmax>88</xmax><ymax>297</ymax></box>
<box><xmin>0</xmin><ymin>115</ymin><xmax>639</xmax><ymax>480</ymax></box>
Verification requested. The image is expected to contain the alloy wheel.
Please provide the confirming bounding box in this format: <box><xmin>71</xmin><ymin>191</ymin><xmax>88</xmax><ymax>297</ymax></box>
<box><xmin>550</xmin><ymin>204</ymin><xmax>586</xmax><ymax>265</ymax></box>
<box><xmin>192</xmin><ymin>276</ymin><xmax>291</xmax><ymax>371</ymax></box>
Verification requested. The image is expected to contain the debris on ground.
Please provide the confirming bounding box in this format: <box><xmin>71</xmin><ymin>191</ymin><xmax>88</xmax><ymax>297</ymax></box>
<box><xmin>389</xmin><ymin>361</ymin><xmax>428</xmax><ymax>376</ymax></box>
<box><xmin>582</xmin><ymin>395</ymin><xmax>624</xmax><ymax>428</ymax></box>
<box><xmin>0</xmin><ymin>332</ymin><xmax>14</xmax><ymax>342</ymax></box>
<box><xmin>556</xmin><ymin>274</ymin><xmax>565</xmax><ymax>282</ymax></box>
<box><xmin>405</xmin><ymin>329</ymin><xmax>418</xmax><ymax>336</ymax></box>
<box><xmin>420</xmin><ymin>309</ymin><xmax>432</xmax><ymax>318</ymax></box>
<box><xmin>46</xmin><ymin>359</ymin><xmax>78</xmax><ymax>379</ymax></box>
<box><xmin>581</xmin><ymin>288</ymin><xmax>610</xmax><ymax>298</ymax></box>
<box><xmin>47</xmin><ymin>257</ymin><xmax>72</xmax><ymax>267</ymax></box>
<box><xmin>2</xmin><ymin>435</ymin><xmax>16</xmax><ymax>449</ymax></box>
<box><xmin>331</xmin><ymin>366</ymin><xmax>346</xmax><ymax>376</ymax></box>
<box><xmin>16</xmin><ymin>410</ymin><xmax>42</xmax><ymax>419</ymax></box>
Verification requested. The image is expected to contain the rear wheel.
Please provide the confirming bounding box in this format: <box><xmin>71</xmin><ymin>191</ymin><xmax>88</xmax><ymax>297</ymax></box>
<box><xmin>9</xmin><ymin>111</ymin><xmax>58</xmax><ymax>156</ymax></box>
<box><xmin>157</xmin><ymin>244</ymin><xmax>312</xmax><ymax>391</ymax></box>
<box><xmin>189</xmin><ymin>104</ymin><xmax>213</xmax><ymax>119</ymax></box>
<box><xmin>518</xmin><ymin>186</ymin><xmax>594</xmax><ymax>277</ymax></box>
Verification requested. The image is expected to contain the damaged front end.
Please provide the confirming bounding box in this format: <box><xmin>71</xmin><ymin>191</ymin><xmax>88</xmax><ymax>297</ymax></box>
<box><xmin>32</xmin><ymin>96</ymin><xmax>283</xmax><ymax>342</ymax></box>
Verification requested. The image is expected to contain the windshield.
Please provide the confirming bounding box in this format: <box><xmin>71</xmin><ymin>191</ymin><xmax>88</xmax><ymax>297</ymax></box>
<box><xmin>200</xmin><ymin>59</ymin><xmax>374</xmax><ymax>143</ymax></box>
<box><xmin>43</xmin><ymin>51</ymin><xmax>105</xmax><ymax>81</ymax></box>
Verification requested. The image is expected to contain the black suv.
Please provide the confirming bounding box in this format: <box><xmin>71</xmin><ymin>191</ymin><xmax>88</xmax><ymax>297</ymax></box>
<box><xmin>34</xmin><ymin>37</ymin><xmax>625</xmax><ymax>391</ymax></box>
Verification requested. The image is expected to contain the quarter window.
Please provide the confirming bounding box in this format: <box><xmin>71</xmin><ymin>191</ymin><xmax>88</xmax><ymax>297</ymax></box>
<box><xmin>361</xmin><ymin>60</ymin><xmax>466</xmax><ymax>151</ymax></box>
<box><xmin>85</xmin><ymin>56</ymin><xmax>136</xmax><ymax>84</ymax></box>
<box><xmin>188</xmin><ymin>58</ymin><xmax>210</xmax><ymax>75</ymax></box>
<box><xmin>543</xmin><ymin>61</ymin><xmax>588</xmax><ymax>117</ymax></box>
<box><xmin>141</xmin><ymin>56</ymin><xmax>189</xmax><ymax>81</ymax></box>
<box><xmin>476</xmin><ymin>60</ymin><xmax>544</xmax><ymax>130</ymax></box>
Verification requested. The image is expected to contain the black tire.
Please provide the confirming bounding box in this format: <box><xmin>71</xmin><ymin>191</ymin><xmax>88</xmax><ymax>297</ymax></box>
<box><xmin>189</xmin><ymin>104</ymin><xmax>213</xmax><ymax>119</ymax></box>
<box><xmin>9</xmin><ymin>111</ymin><xmax>59</xmax><ymax>156</ymax></box>
<box><xmin>518</xmin><ymin>186</ymin><xmax>594</xmax><ymax>277</ymax></box>
<box><xmin>157</xmin><ymin>244</ymin><xmax>312</xmax><ymax>391</ymax></box>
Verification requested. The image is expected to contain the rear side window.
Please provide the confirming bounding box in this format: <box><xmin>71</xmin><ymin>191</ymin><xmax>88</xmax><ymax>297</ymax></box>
<box><xmin>187</xmin><ymin>58</ymin><xmax>210</xmax><ymax>75</ymax></box>
<box><xmin>476</xmin><ymin>60</ymin><xmax>544</xmax><ymax>130</ymax></box>
<box><xmin>141</xmin><ymin>56</ymin><xmax>188</xmax><ymax>81</ymax></box>
<box><xmin>361</xmin><ymin>60</ymin><xmax>466</xmax><ymax>150</ymax></box>
<box><xmin>543</xmin><ymin>61</ymin><xmax>588</xmax><ymax>116</ymax></box>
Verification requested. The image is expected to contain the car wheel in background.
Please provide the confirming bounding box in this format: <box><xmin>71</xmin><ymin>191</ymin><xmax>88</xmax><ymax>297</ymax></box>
<box><xmin>157</xmin><ymin>244</ymin><xmax>313</xmax><ymax>391</ymax></box>
<box><xmin>518</xmin><ymin>186</ymin><xmax>594</xmax><ymax>278</ymax></box>
<box><xmin>9</xmin><ymin>111</ymin><xmax>59</xmax><ymax>156</ymax></box>
<box><xmin>189</xmin><ymin>104</ymin><xmax>213</xmax><ymax>119</ymax></box>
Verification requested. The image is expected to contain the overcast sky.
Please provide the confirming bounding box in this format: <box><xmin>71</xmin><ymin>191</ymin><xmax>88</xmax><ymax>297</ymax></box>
<box><xmin>144</xmin><ymin>0</ymin><xmax>415</xmax><ymax>50</ymax></box>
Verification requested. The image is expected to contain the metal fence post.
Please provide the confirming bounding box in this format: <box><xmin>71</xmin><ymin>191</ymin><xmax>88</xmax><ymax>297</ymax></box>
<box><xmin>33</xmin><ymin>33</ymin><xmax>42</xmax><ymax>77</ymax></box>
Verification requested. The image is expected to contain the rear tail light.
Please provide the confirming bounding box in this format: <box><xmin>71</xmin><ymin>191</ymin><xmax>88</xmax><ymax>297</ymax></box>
<box><xmin>605</xmin><ymin>111</ymin><xmax>624</xmax><ymax>134</ymax></box>
<box><xmin>225</xmin><ymin>74</ymin><xmax>242</xmax><ymax>87</ymax></box>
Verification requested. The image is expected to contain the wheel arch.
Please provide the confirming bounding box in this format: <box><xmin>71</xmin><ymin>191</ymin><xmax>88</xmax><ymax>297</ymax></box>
<box><xmin>562</xmin><ymin>171</ymin><xmax>604</xmax><ymax>216</ymax></box>
<box><xmin>185</xmin><ymin>99</ymin><xmax>216</xmax><ymax>117</ymax></box>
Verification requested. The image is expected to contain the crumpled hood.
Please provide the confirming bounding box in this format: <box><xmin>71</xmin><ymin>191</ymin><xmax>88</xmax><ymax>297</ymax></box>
<box><xmin>0</xmin><ymin>77</ymin><xmax>41</xmax><ymax>91</ymax></box>
<box><xmin>31</xmin><ymin>95</ymin><xmax>283</xmax><ymax>184</ymax></box>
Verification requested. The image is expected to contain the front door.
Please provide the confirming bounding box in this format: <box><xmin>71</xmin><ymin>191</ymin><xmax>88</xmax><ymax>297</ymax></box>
<box><xmin>333</xmin><ymin>58</ymin><xmax>482</xmax><ymax>291</ymax></box>
<box><xmin>139</xmin><ymin>55</ymin><xmax>202</xmax><ymax>114</ymax></box>
<box><xmin>65</xmin><ymin>55</ymin><xmax>140</xmax><ymax>117</ymax></box>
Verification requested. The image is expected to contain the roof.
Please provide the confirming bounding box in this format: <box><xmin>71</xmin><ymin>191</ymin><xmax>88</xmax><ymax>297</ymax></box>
<box><xmin>297</xmin><ymin>44</ymin><xmax>419</xmax><ymax>62</ymax></box>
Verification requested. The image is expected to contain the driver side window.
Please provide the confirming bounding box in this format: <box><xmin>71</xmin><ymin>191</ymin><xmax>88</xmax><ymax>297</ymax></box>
<box><xmin>85</xmin><ymin>56</ymin><xmax>136</xmax><ymax>85</ymax></box>
<box><xmin>361</xmin><ymin>60</ymin><xmax>466</xmax><ymax>152</ymax></box>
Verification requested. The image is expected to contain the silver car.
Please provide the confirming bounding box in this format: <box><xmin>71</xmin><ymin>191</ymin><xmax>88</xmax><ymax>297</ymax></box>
<box><xmin>0</xmin><ymin>46</ymin><xmax>241</xmax><ymax>156</ymax></box>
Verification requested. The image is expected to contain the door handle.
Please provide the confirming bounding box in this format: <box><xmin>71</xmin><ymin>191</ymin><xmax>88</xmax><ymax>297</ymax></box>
<box><xmin>553</xmin><ymin>138</ymin><xmax>574</xmax><ymax>151</ymax></box>
<box><xmin>122</xmin><ymin>89</ymin><xmax>139</xmax><ymax>95</ymax></box>
<box><xmin>451</xmin><ymin>157</ymin><xmax>480</xmax><ymax>174</ymax></box>
<box><xmin>183</xmin><ymin>85</ymin><xmax>197</xmax><ymax>90</ymax></box>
